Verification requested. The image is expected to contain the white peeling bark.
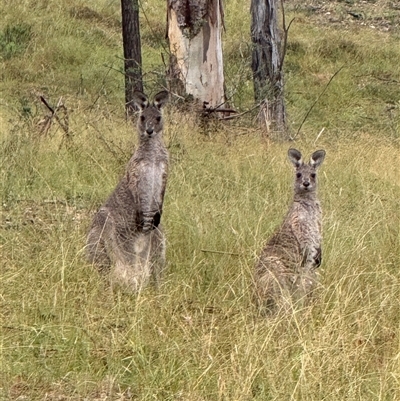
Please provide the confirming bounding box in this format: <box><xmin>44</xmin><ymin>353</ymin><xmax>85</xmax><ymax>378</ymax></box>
<box><xmin>167</xmin><ymin>0</ymin><xmax>225</xmax><ymax>108</ymax></box>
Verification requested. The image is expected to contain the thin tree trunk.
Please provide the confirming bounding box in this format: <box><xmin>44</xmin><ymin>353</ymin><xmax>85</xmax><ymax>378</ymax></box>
<box><xmin>167</xmin><ymin>0</ymin><xmax>225</xmax><ymax>108</ymax></box>
<box><xmin>251</xmin><ymin>0</ymin><xmax>288</xmax><ymax>138</ymax></box>
<box><xmin>121</xmin><ymin>0</ymin><xmax>143</xmax><ymax>115</ymax></box>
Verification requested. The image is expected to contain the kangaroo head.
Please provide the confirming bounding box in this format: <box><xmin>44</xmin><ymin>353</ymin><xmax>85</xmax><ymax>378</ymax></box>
<box><xmin>132</xmin><ymin>90</ymin><xmax>169</xmax><ymax>140</ymax></box>
<box><xmin>288</xmin><ymin>148</ymin><xmax>326</xmax><ymax>195</ymax></box>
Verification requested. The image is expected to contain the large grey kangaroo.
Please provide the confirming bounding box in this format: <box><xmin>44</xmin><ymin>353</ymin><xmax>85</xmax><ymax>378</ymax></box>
<box><xmin>86</xmin><ymin>90</ymin><xmax>169</xmax><ymax>292</ymax></box>
<box><xmin>254</xmin><ymin>148</ymin><xmax>326</xmax><ymax>314</ymax></box>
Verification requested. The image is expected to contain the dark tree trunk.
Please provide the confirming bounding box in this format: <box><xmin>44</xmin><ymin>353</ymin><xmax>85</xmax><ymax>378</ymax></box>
<box><xmin>251</xmin><ymin>0</ymin><xmax>288</xmax><ymax>139</ymax></box>
<box><xmin>121</xmin><ymin>0</ymin><xmax>143</xmax><ymax>115</ymax></box>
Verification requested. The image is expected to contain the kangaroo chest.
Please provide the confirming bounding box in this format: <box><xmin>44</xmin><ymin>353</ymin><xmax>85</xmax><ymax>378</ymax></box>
<box><xmin>139</xmin><ymin>161</ymin><xmax>167</xmax><ymax>196</ymax></box>
<box><xmin>290</xmin><ymin>202</ymin><xmax>321</xmax><ymax>247</ymax></box>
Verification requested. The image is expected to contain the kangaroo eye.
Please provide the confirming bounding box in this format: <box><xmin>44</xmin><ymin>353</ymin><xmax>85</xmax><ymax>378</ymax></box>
<box><xmin>156</xmin><ymin>116</ymin><xmax>161</xmax><ymax>122</ymax></box>
<box><xmin>140</xmin><ymin>115</ymin><xmax>145</xmax><ymax>122</ymax></box>
<box><xmin>310</xmin><ymin>173</ymin><xmax>316</xmax><ymax>179</ymax></box>
<box><xmin>296</xmin><ymin>172</ymin><xmax>302</xmax><ymax>178</ymax></box>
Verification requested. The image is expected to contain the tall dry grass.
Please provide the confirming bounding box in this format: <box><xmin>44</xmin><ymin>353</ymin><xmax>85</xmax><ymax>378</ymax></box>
<box><xmin>1</xmin><ymin>0</ymin><xmax>400</xmax><ymax>399</ymax></box>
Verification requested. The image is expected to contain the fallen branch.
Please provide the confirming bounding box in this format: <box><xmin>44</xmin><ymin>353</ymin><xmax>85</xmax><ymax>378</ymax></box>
<box><xmin>202</xmin><ymin>101</ymin><xmax>238</xmax><ymax>118</ymax></box>
<box><xmin>220</xmin><ymin>103</ymin><xmax>261</xmax><ymax>121</ymax></box>
<box><xmin>201</xmin><ymin>249</ymin><xmax>239</xmax><ymax>256</ymax></box>
<box><xmin>292</xmin><ymin>65</ymin><xmax>344</xmax><ymax>140</ymax></box>
<box><xmin>39</xmin><ymin>96</ymin><xmax>70</xmax><ymax>138</ymax></box>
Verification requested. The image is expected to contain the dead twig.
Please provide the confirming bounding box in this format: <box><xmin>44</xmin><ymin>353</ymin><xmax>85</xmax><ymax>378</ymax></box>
<box><xmin>220</xmin><ymin>103</ymin><xmax>262</xmax><ymax>121</ymax></box>
<box><xmin>202</xmin><ymin>102</ymin><xmax>238</xmax><ymax>119</ymax></box>
<box><xmin>201</xmin><ymin>249</ymin><xmax>239</xmax><ymax>256</ymax></box>
<box><xmin>39</xmin><ymin>96</ymin><xmax>70</xmax><ymax>141</ymax></box>
<box><xmin>280</xmin><ymin>0</ymin><xmax>295</xmax><ymax>73</ymax></box>
<box><xmin>292</xmin><ymin>65</ymin><xmax>344</xmax><ymax>140</ymax></box>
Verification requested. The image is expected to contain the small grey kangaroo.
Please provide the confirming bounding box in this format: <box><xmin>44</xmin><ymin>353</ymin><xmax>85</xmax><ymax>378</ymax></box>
<box><xmin>254</xmin><ymin>148</ymin><xmax>326</xmax><ymax>314</ymax></box>
<box><xmin>86</xmin><ymin>90</ymin><xmax>169</xmax><ymax>292</ymax></box>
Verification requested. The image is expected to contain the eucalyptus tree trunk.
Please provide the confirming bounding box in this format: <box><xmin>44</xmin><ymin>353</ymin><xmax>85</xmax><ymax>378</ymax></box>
<box><xmin>251</xmin><ymin>0</ymin><xmax>288</xmax><ymax>139</ymax></box>
<box><xmin>121</xmin><ymin>0</ymin><xmax>143</xmax><ymax>115</ymax></box>
<box><xmin>167</xmin><ymin>0</ymin><xmax>225</xmax><ymax>108</ymax></box>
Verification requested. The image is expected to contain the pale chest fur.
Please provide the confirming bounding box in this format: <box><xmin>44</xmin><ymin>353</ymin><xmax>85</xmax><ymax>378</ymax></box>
<box><xmin>127</xmin><ymin>142</ymin><xmax>168</xmax><ymax>201</ymax></box>
<box><xmin>286</xmin><ymin>200</ymin><xmax>322</xmax><ymax>251</ymax></box>
<box><xmin>137</xmin><ymin>161</ymin><xmax>167</xmax><ymax>199</ymax></box>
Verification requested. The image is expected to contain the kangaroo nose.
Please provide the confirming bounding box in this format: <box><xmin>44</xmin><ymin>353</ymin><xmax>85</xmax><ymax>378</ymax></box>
<box><xmin>303</xmin><ymin>181</ymin><xmax>310</xmax><ymax>187</ymax></box>
<box><xmin>146</xmin><ymin>128</ymin><xmax>154</xmax><ymax>135</ymax></box>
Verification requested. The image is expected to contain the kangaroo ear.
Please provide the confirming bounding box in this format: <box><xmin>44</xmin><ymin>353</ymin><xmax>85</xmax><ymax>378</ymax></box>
<box><xmin>288</xmin><ymin>148</ymin><xmax>303</xmax><ymax>168</ymax></box>
<box><xmin>310</xmin><ymin>149</ymin><xmax>326</xmax><ymax>168</ymax></box>
<box><xmin>132</xmin><ymin>91</ymin><xmax>149</xmax><ymax>110</ymax></box>
<box><xmin>153</xmin><ymin>91</ymin><xmax>169</xmax><ymax>110</ymax></box>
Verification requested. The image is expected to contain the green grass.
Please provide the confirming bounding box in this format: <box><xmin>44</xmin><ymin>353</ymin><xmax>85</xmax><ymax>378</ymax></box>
<box><xmin>1</xmin><ymin>0</ymin><xmax>400</xmax><ymax>399</ymax></box>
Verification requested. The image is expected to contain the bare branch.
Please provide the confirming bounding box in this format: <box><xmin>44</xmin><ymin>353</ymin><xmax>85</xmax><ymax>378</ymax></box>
<box><xmin>201</xmin><ymin>249</ymin><xmax>239</xmax><ymax>256</ymax></box>
<box><xmin>40</xmin><ymin>95</ymin><xmax>54</xmax><ymax>114</ymax></box>
<box><xmin>39</xmin><ymin>96</ymin><xmax>69</xmax><ymax>137</ymax></box>
<box><xmin>292</xmin><ymin>65</ymin><xmax>345</xmax><ymax>140</ymax></box>
<box><xmin>279</xmin><ymin>0</ymin><xmax>294</xmax><ymax>72</ymax></box>
<box><xmin>220</xmin><ymin>104</ymin><xmax>262</xmax><ymax>121</ymax></box>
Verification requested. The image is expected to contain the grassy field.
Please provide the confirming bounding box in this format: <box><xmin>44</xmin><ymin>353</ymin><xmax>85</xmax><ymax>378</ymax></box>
<box><xmin>1</xmin><ymin>0</ymin><xmax>400</xmax><ymax>400</ymax></box>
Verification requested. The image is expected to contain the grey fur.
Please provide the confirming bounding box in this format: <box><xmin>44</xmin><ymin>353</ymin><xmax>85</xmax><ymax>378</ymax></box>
<box><xmin>86</xmin><ymin>90</ymin><xmax>169</xmax><ymax>292</ymax></box>
<box><xmin>254</xmin><ymin>148</ymin><xmax>326</xmax><ymax>313</ymax></box>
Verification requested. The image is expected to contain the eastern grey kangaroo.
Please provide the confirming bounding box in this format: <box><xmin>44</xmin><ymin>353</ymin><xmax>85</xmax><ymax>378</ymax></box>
<box><xmin>86</xmin><ymin>90</ymin><xmax>169</xmax><ymax>292</ymax></box>
<box><xmin>255</xmin><ymin>148</ymin><xmax>326</xmax><ymax>313</ymax></box>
